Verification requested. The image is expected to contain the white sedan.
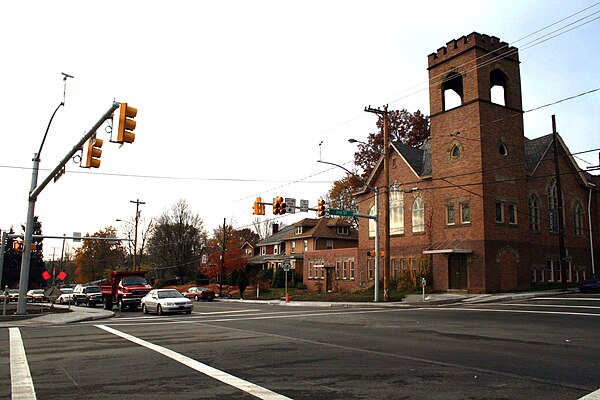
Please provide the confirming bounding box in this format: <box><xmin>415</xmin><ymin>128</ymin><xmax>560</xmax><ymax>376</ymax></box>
<box><xmin>54</xmin><ymin>287</ymin><xmax>74</xmax><ymax>304</ymax></box>
<box><xmin>141</xmin><ymin>289</ymin><xmax>193</xmax><ymax>315</ymax></box>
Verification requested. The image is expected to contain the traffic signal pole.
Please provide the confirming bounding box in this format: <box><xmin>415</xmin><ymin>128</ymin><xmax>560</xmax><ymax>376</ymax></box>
<box><xmin>16</xmin><ymin>102</ymin><xmax>120</xmax><ymax>315</ymax></box>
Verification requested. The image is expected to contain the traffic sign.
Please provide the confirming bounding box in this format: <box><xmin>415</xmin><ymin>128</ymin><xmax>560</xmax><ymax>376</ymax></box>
<box><xmin>283</xmin><ymin>263</ymin><xmax>291</xmax><ymax>272</ymax></box>
<box><xmin>328</xmin><ymin>208</ymin><xmax>355</xmax><ymax>217</ymax></box>
<box><xmin>300</xmin><ymin>199</ymin><xmax>309</xmax><ymax>212</ymax></box>
<box><xmin>285</xmin><ymin>198</ymin><xmax>296</xmax><ymax>214</ymax></box>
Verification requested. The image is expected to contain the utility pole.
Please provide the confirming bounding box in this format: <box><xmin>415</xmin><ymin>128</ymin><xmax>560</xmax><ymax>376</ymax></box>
<box><xmin>130</xmin><ymin>199</ymin><xmax>145</xmax><ymax>270</ymax></box>
<box><xmin>219</xmin><ymin>218</ymin><xmax>226</xmax><ymax>297</ymax></box>
<box><xmin>365</xmin><ymin>105</ymin><xmax>391</xmax><ymax>301</ymax></box>
<box><xmin>552</xmin><ymin>115</ymin><xmax>568</xmax><ymax>291</ymax></box>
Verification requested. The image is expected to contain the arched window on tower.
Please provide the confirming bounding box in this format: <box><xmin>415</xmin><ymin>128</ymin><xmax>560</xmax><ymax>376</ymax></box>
<box><xmin>442</xmin><ymin>72</ymin><xmax>463</xmax><ymax>111</ymax></box>
<box><xmin>490</xmin><ymin>69</ymin><xmax>508</xmax><ymax>106</ymax></box>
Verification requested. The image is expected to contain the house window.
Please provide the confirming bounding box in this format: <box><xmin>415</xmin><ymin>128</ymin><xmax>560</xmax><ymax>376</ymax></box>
<box><xmin>498</xmin><ymin>142</ymin><xmax>508</xmax><ymax>157</ymax></box>
<box><xmin>412</xmin><ymin>197</ymin><xmax>425</xmax><ymax>233</ymax></box>
<box><xmin>291</xmin><ymin>241</ymin><xmax>296</xmax><ymax>253</ymax></box>
<box><xmin>368</xmin><ymin>259</ymin><xmax>374</xmax><ymax>280</ymax></box>
<box><xmin>337</xmin><ymin>226</ymin><xmax>349</xmax><ymax>235</ymax></box>
<box><xmin>548</xmin><ymin>180</ymin><xmax>562</xmax><ymax>233</ymax></box>
<box><xmin>573</xmin><ymin>201</ymin><xmax>584</xmax><ymax>236</ymax></box>
<box><xmin>326</xmin><ymin>240</ymin><xmax>334</xmax><ymax>250</ymax></box>
<box><xmin>335</xmin><ymin>260</ymin><xmax>341</xmax><ymax>279</ymax></box>
<box><xmin>508</xmin><ymin>203</ymin><xmax>517</xmax><ymax>225</ymax></box>
<box><xmin>342</xmin><ymin>260</ymin><xmax>348</xmax><ymax>279</ymax></box>
<box><xmin>389</xmin><ymin>188</ymin><xmax>404</xmax><ymax>235</ymax></box>
<box><xmin>447</xmin><ymin>204</ymin><xmax>456</xmax><ymax>225</ymax></box>
<box><xmin>296</xmin><ymin>226</ymin><xmax>302</xmax><ymax>234</ymax></box>
<box><xmin>273</xmin><ymin>244</ymin><xmax>278</xmax><ymax>255</ymax></box>
<box><xmin>451</xmin><ymin>144</ymin><xmax>461</xmax><ymax>159</ymax></box>
<box><xmin>261</xmin><ymin>247</ymin><xmax>266</xmax><ymax>255</ymax></box>
<box><xmin>392</xmin><ymin>259</ymin><xmax>399</xmax><ymax>278</ymax></box>
<box><xmin>303</xmin><ymin>240</ymin><xmax>308</xmax><ymax>252</ymax></box>
<box><xmin>461</xmin><ymin>203</ymin><xmax>471</xmax><ymax>224</ymax></box>
<box><xmin>400</xmin><ymin>258</ymin><xmax>407</xmax><ymax>272</ymax></box>
<box><xmin>528</xmin><ymin>194</ymin><xmax>540</xmax><ymax>232</ymax></box>
<box><xmin>369</xmin><ymin>204</ymin><xmax>376</xmax><ymax>238</ymax></box>
<box><xmin>308</xmin><ymin>262</ymin><xmax>313</xmax><ymax>279</ymax></box>
<box><xmin>495</xmin><ymin>202</ymin><xmax>504</xmax><ymax>223</ymax></box>
<box><xmin>350</xmin><ymin>260</ymin><xmax>355</xmax><ymax>280</ymax></box>
<box><xmin>547</xmin><ymin>259</ymin><xmax>555</xmax><ymax>282</ymax></box>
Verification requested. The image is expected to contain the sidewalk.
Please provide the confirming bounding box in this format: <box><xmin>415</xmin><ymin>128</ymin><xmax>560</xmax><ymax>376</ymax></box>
<box><xmin>0</xmin><ymin>289</ymin><xmax>576</xmax><ymax>327</ymax></box>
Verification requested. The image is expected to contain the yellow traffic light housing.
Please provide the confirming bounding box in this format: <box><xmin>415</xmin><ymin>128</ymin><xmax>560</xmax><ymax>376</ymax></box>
<box><xmin>84</xmin><ymin>137</ymin><xmax>103</xmax><ymax>168</ymax></box>
<box><xmin>13</xmin><ymin>241</ymin><xmax>24</xmax><ymax>252</ymax></box>
<box><xmin>367</xmin><ymin>250</ymin><xmax>385</xmax><ymax>257</ymax></box>
<box><xmin>317</xmin><ymin>199</ymin><xmax>326</xmax><ymax>217</ymax></box>
<box><xmin>273</xmin><ymin>196</ymin><xmax>286</xmax><ymax>215</ymax></box>
<box><xmin>253</xmin><ymin>197</ymin><xmax>265</xmax><ymax>215</ymax></box>
<box><xmin>116</xmin><ymin>103</ymin><xmax>137</xmax><ymax>144</ymax></box>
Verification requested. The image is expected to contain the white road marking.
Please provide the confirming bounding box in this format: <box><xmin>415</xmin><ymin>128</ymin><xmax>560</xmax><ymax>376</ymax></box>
<box><xmin>533</xmin><ymin>297</ymin><xmax>600</xmax><ymax>301</ymax></box>
<box><xmin>9</xmin><ymin>327</ymin><xmax>37</xmax><ymax>399</ymax></box>
<box><xmin>96</xmin><ymin>324</ymin><xmax>293</xmax><ymax>400</ymax></box>
<box><xmin>579</xmin><ymin>387</ymin><xmax>600</xmax><ymax>399</ymax></box>
<box><xmin>421</xmin><ymin>307</ymin><xmax>600</xmax><ymax>317</ymax></box>
<box><xmin>508</xmin><ymin>303</ymin><xmax>600</xmax><ymax>310</ymax></box>
<box><xmin>112</xmin><ymin>308</ymin><xmax>261</xmax><ymax>321</ymax></box>
<box><xmin>97</xmin><ymin>307</ymin><xmax>395</xmax><ymax>327</ymax></box>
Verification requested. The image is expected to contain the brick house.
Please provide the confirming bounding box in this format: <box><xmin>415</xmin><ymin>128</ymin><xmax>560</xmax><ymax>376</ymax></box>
<box><xmin>246</xmin><ymin>224</ymin><xmax>295</xmax><ymax>276</ymax></box>
<box><xmin>354</xmin><ymin>32</ymin><xmax>599</xmax><ymax>294</ymax></box>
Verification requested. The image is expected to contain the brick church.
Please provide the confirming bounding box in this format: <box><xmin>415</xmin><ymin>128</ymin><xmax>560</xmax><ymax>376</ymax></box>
<box><xmin>355</xmin><ymin>32</ymin><xmax>599</xmax><ymax>293</ymax></box>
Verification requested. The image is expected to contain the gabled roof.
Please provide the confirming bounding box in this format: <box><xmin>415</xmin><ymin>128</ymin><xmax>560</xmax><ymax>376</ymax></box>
<box><xmin>525</xmin><ymin>133</ymin><xmax>592</xmax><ymax>187</ymax></box>
<box><xmin>286</xmin><ymin>218</ymin><xmax>358</xmax><ymax>240</ymax></box>
<box><xmin>256</xmin><ymin>225</ymin><xmax>295</xmax><ymax>246</ymax></box>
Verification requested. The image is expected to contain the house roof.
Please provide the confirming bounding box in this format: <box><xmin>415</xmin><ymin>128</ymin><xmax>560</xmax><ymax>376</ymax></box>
<box><xmin>255</xmin><ymin>225</ymin><xmax>295</xmax><ymax>246</ymax></box>
<box><xmin>286</xmin><ymin>218</ymin><xmax>358</xmax><ymax>240</ymax></box>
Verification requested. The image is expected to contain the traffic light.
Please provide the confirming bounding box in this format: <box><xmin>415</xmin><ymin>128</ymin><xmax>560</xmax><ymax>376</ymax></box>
<box><xmin>115</xmin><ymin>103</ymin><xmax>137</xmax><ymax>144</ymax></box>
<box><xmin>367</xmin><ymin>250</ymin><xmax>385</xmax><ymax>257</ymax></box>
<box><xmin>12</xmin><ymin>241</ymin><xmax>23</xmax><ymax>252</ymax></box>
<box><xmin>84</xmin><ymin>137</ymin><xmax>103</xmax><ymax>168</ymax></box>
<box><xmin>317</xmin><ymin>199</ymin><xmax>327</xmax><ymax>217</ymax></box>
<box><xmin>273</xmin><ymin>196</ymin><xmax>286</xmax><ymax>215</ymax></box>
<box><xmin>253</xmin><ymin>197</ymin><xmax>265</xmax><ymax>215</ymax></box>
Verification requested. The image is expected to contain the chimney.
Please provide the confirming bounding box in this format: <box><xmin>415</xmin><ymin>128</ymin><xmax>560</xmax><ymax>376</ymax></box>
<box><xmin>272</xmin><ymin>223</ymin><xmax>279</xmax><ymax>234</ymax></box>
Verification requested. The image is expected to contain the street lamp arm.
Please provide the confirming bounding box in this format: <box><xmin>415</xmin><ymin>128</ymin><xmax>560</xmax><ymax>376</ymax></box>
<box><xmin>317</xmin><ymin>159</ymin><xmax>376</xmax><ymax>193</ymax></box>
<box><xmin>37</xmin><ymin>101</ymin><xmax>65</xmax><ymax>159</ymax></box>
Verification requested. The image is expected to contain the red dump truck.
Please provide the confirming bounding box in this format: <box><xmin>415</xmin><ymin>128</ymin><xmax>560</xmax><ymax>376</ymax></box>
<box><xmin>100</xmin><ymin>271</ymin><xmax>153</xmax><ymax>311</ymax></box>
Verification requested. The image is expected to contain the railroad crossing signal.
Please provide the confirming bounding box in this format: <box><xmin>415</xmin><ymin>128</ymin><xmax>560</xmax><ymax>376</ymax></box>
<box><xmin>84</xmin><ymin>137</ymin><xmax>103</xmax><ymax>168</ymax></box>
<box><xmin>115</xmin><ymin>103</ymin><xmax>137</xmax><ymax>144</ymax></box>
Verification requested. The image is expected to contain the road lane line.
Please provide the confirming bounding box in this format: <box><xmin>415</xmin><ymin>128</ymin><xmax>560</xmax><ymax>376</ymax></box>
<box><xmin>508</xmin><ymin>303</ymin><xmax>600</xmax><ymax>310</ymax></box>
<box><xmin>422</xmin><ymin>307</ymin><xmax>600</xmax><ymax>317</ymax></box>
<box><xmin>533</xmin><ymin>297</ymin><xmax>600</xmax><ymax>301</ymax></box>
<box><xmin>96</xmin><ymin>324</ymin><xmax>292</xmax><ymax>400</ymax></box>
<box><xmin>9</xmin><ymin>327</ymin><xmax>37</xmax><ymax>400</ymax></box>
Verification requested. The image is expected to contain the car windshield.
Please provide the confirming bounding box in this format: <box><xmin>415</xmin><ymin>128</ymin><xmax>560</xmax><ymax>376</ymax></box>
<box><xmin>121</xmin><ymin>276</ymin><xmax>148</xmax><ymax>286</ymax></box>
<box><xmin>158</xmin><ymin>290</ymin><xmax>183</xmax><ymax>299</ymax></box>
<box><xmin>61</xmin><ymin>288</ymin><xmax>73</xmax><ymax>293</ymax></box>
<box><xmin>33</xmin><ymin>290</ymin><xmax>44</xmax><ymax>294</ymax></box>
<box><xmin>86</xmin><ymin>286</ymin><xmax>100</xmax><ymax>293</ymax></box>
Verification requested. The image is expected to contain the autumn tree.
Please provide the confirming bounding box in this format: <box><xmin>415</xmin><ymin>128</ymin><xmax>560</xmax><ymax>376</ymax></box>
<box><xmin>74</xmin><ymin>226</ymin><xmax>127</xmax><ymax>283</ymax></box>
<box><xmin>354</xmin><ymin>109</ymin><xmax>430</xmax><ymax>179</ymax></box>
<box><xmin>202</xmin><ymin>225</ymin><xmax>251</xmax><ymax>284</ymax></box>
<box><xmin>147</xmin><ymin>199</ymin><xmax>207</xmax><ymax>283</ymax></box>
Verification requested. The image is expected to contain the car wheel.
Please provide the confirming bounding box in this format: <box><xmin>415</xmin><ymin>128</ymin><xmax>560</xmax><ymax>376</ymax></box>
<box><xmin>59</xmin><ymin>298</ymin><xmax>64</xmax><ymax>304</ymax></box>
<box><xmin>86</xmin><ymin>299</ymin><xmax>91</xmax><ymax>307</ymax></box>
<box><xmin>119</xmin><ymin>301</ymin><xmax>126</xmax><ymax>312</ymax></box>
<box><xmin>194</xmin><ymin>295</ymin><xmax>199</xmax><ymax>301</ymax></box>
<box><xmin>142</xmin><ymin>304</ymin><xmax>148</xmax><ymax>314</ymax></box>
<box><xmin>157</xmin><ymin>305</ymin><xmax>163</xmax><ymax>316</ymax></box>
<box><xmin>208</xmin><ymin>298</ymin><xmax>213</xmax><ymax>302</ymax></box>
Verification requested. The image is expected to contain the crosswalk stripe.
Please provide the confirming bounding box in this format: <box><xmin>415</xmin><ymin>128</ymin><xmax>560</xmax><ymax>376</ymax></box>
<box><xmin>9</xmin><ymin>327</ymin><xmax>37</xmax><ymax>400</ymax></box>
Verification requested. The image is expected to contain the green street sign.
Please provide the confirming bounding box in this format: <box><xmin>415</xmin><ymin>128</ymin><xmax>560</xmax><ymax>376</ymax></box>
<box><xmin>328</xmin><ymin>208</ymin><xmax>355</xmax><ymax>217</ymax></box>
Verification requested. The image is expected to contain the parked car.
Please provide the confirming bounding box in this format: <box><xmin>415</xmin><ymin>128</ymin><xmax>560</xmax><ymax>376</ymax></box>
<box><xmin>73</xmin><ymin>285</ymin><xmax>103</xmax><ymax>307</ymax></box>
<box><xmin>54</xmin><ymin>287</ymin><xmax>74</xmax><ymax>304</ymax></box>
<box><xmin>8</xmin><ymin>289</ymin><xmax>20</xmax><ymax>302</ymax></box>
<box><xmin>579</xmin><ymin>274</ymin><xmax>600</xmax><ymax>293</ymax></box>
<box><xmin>181</xmin><ymin>286</ymin><xmax>215</xmax><ymax>302</ymax></box>
<box><xmin>27</xmin><ymin>289</ymin><xmax>46</xmax><ymax>302</ymax></box>
<box><xmin>141</xmin><ymin>289</ymin><xmax>193</xmax><ymax>315</ymax></box>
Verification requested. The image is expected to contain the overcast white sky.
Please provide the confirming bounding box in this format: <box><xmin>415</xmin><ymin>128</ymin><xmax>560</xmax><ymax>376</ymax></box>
<box><xmin>1</xmin><ymin>0</ymin><xmax>598</xmax><ymax>260</ymax></box>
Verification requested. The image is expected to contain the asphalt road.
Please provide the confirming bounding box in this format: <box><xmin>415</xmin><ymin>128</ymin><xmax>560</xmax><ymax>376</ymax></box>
<box><xmin>2</xmin><ymin>294</ymin><xmax>600</xmax><ymax>399</ymax></box>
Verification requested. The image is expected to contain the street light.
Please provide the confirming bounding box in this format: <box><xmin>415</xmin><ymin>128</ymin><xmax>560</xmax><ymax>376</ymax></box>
<box><xmin>317</xmin><ymin>159</ymin><xmax>381</xmax><ymax>302</ymax></box>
